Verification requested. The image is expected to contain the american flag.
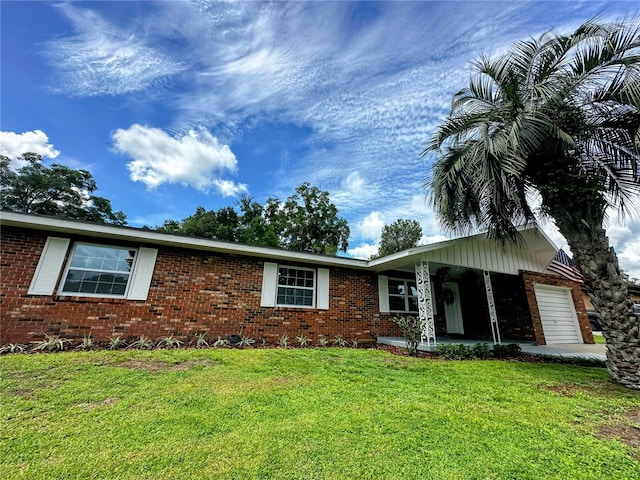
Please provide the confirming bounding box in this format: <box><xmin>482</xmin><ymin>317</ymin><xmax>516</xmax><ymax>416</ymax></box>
<box><xmin>546</xmin><ymin>249</ymin><xmax>584</xmax><ymax>283</ymax></box>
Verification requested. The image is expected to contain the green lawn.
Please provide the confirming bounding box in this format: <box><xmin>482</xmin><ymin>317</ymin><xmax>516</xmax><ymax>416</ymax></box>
<box><xmin>1</xmin><ymin>348</ymin><xmax>638</xmax><ymax>479</ymax></box>
<box><xmin>594</xmin><ymin>334</ymin><xmax>607</xmax><ymax>344</ymax></box>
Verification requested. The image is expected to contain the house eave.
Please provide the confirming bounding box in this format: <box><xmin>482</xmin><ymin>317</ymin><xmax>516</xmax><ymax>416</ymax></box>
<box><xmin>0</xmin><ymin>211</ymin><xmax>370</xmax><ymax>270</ymax></box>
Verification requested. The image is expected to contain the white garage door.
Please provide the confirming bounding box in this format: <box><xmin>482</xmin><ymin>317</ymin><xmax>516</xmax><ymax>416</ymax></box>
<box><xmin>534</xmin><ymin>285</ymin><xmax>582</xmax><ymax>344</ymax></box>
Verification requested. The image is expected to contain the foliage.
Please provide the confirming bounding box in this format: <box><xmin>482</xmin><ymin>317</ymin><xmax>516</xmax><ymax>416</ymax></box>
<box><xmin>332</xmin><ymin>336</ymin><xmax>346</xmax><ymax>347</ymax></box>
<box><xmin>108</xmin><ymin>336</ymin><xmax>126</xmax><ymax>350</ymax></box>
<box><xmin>436</xmin><ymin>343</ymin><xmax>472</xmax><ymax>360</ymax></box>
<box><xmin>267</xmin><ymin>182</ymin><xmax>350</xmax><ymax>254</ymax></box>
<box><xmin>471</xmin><ymin>342</ymin><xmax>492</xmax><ymax>359</ymax></box>
<box><xmin>0</xmin><ymin>343</ymin><xmax>26</xmax><ymax>354</ymax></box>
<box><xmin>492</xmin><ymin>343</ymin><xmax>523</xmax><ymax>359</ymax></box>
<box><xmin>425</xmin><ymin>18</ymin><xmax>640</xmax><ymax>389</ymax></box>
<box><xmin>374</xmin><ymin>219</ymin><xmax>422</xmax><ymax>258</ymax></box>
<box><xmin>391</xmin><ymin>315</ymin><xmax>423</xmax><ymax>356</ymax></box>
<box><xmin>129</xmin><ymin>335</ymin><xmax>153</xmax><ymax>350</ymax></box>
<box><xmin>278</xmin><ymin>336</ymin><xmax>289</xmax><ymax>348</ymax></box>
<box><xmin>76</xmin><ymin>334</ymin><xmax>94</xmax><ymax>351</ymax></box>
<box><xmin>0</xmin><ymin>153</ymin><xmax>126</xmax><ymax>225</ymax></box>
<box><xmin>212</xmin><ymin>336</ymin><xmax>228</xmax><ymax>348</ymax></box>
<box><xmin>156</xmin><ymin>335</ymin><xmax>184</xmax><ymax>349</ymax></box>
<box><xmin>153</xmin><ymin>184</ymin><xmax>349</xmax><ymax>254</ymax></box>
<box><xmin>192</xmin><ymin>332</ymin><xmax>209</xmax><ymax>348</ymax></box>
<box><xmin>31</xmin><ymin>334</ymin><xmax>71</xmax><ymax>352</ymax></box>
<box><xmin>1</xmin><ymin>349</ymin><xmax>638</xmax><ymax>479</ymax></box>
<box><xmin>238</xmin><ymin>336</ymin><xmax>255</xmax><ymax>347</ymax></box>
<box><xmin>296</xmin><ymin>335</ymin><xmax>310</xmax><ymax>347</ymax></box>
<box><xmin>318</xmin><ymin>336</ymin><xmax>329</xmax><ymax>347</ymax></box>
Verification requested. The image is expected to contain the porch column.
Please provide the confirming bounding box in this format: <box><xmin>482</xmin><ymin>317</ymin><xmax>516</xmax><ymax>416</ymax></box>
<box><xmin>483</xmin><ymin>271</ymin><xmax>502</xmax><ymax>345</ymax></box>
<box><xmin>415</xmin><ymin>260</ymin><xmax>436</xmax><ymax>346</ymax></box>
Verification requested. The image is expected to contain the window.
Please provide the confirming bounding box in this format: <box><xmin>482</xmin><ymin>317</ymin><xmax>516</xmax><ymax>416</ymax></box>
<box><xmin>260</xmin><ymin>262</ymin><xmax>329</xmax><ymax>310</ymax></box>
<box><xmin>388</xmin><ymin>278</ymin><xmax>419</xmax><ymax>313</ymax></box>
<box><xmin>276</xmin><ymin>266</ymin><xmax>315</xmax><ymax>307</ymax></box>
<box><xmin>60</xmin><ymin>243</ymin><xmax>136</xmax><ymax>297</ymax></box>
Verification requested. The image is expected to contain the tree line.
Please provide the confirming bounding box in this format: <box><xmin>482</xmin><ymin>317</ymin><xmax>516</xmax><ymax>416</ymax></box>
<box><xmin>1</xmin><ymin>153</ymin><xmax>424</xmax><ymax>257</ymax></box>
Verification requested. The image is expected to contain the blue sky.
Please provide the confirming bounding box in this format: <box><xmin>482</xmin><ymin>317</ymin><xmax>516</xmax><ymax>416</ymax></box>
<box><xmin>1</xmin><ymin>1</ymin><xmax>639</xmax><ymax>278</ymax></box>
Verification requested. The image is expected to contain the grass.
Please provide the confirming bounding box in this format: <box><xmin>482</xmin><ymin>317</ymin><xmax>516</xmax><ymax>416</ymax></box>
<box><xmin>1</xmin><ymin>348</ymin><xmax>638</xmax><ymax>479</ymax></box>
<box><xmin>594</xmin><ymin>333</ymin><xmax>607</xmax><ymax>344</ymax></box>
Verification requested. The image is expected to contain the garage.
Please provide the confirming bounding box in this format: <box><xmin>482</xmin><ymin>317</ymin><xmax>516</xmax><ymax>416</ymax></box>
<box><xmin>534</xmin><ymin>284</ymin><xmax>582</xmax><ymax>344</ymax></box>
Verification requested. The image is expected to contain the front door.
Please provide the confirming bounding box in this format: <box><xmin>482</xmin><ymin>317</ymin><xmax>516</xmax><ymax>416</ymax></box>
<box><xmin>443</xmin><ymin>282</ymin><xmax>464</xmax><ymax>335</ymax></box>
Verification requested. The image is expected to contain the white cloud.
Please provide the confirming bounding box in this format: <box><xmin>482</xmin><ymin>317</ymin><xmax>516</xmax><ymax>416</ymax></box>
<box><xmin>357</xmin><ymin>211</ymin><xmax>385</xmax><ymax>241</ymax></box>
<box><xmin>420</xmin><ymin>234</ymin><xmax>449</xmax><ymax>246</ymax></box>
<box><xmin>113</xmin><ymin>124</ymin><xmax>247</xmax><ymax>196</ymax></box>
<box><xmin>348</xmin><ymin>242</ymin><xmax>379</xmax><ymax>260</ymax></box>
<box><xmin>45</xmin><ymin>4</ymin><xmax>184</xmax><ymax>96</ymax></box>
<box><xmin>0</xmin><ymin>130</ymin><xmax>60</xmax><ymax>167</ymax></box>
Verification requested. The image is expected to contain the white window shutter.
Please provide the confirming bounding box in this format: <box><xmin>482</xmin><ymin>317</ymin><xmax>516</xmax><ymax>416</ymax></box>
<box><xmin>261</xmin><ymin>262</ymin><xmax>278</xmax><ymax>307</ymax></box>
<box><xmin>28</xmin><ymin>237</ymin><xmax>70</xmax><ymax>295</ymax></box>
<box><xmin>127</xmin><ymin>247</ymin><xmax>158</xmax><ymax>300</ymax></box>
<box><xmin>378</xmin><ymin>275</ymin><xmax>389</xmax><ymax>313</ymax></box>
<box><xmin>317</xmin><ymin>268</ymin><xmax>330</xmax><ymax>310</ymax></box>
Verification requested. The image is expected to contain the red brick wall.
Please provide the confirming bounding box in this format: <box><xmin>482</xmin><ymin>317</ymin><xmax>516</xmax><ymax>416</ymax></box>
<box><xmin>521</xmin><ymin>271</ymin><xmax>593</xmax><ymax>345</ymax></box>
<box><xmin>1</xmin><ymin>227</ymin><xmax>401</xmax><ymax>346</ymax></box>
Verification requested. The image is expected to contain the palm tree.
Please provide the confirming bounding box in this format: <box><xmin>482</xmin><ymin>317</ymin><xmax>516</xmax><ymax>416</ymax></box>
<box><xmin>425</xmin><ymin>18</ymin><xmax>640</xmax><ymax>389</ymax></box>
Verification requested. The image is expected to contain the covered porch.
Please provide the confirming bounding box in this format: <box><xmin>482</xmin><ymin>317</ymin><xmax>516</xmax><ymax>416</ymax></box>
<box><xmin>370</xmin><ymin>226</ymin><xmax>589</xmax><ymax>347</ymax></box>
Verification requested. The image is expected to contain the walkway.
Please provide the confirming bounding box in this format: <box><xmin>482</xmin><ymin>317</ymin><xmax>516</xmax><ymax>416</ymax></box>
<box><xmin>377</xmin><ymin>336</ymin><xmax>607</xmax><ymax>361</ymax></box>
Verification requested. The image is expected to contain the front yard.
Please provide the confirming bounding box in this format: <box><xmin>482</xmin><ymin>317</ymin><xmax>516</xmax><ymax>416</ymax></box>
<box><xmin>1</xmin><ymin>348</ymin><xmax>638</xmax><ymax>479</ymax></box>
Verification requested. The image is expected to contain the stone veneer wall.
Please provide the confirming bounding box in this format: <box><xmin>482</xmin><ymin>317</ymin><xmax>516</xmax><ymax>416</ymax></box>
<box><xmin>1</xmin><ymin>227</ymin><xmax>402</xmax><ymax>346</ymax></box>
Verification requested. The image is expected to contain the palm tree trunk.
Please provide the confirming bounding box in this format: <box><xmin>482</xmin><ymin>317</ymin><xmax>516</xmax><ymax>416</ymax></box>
<box><xmin>558</xmin><ymin>223</ymin><xmax>640</xmax><ymax>390</ymax></box>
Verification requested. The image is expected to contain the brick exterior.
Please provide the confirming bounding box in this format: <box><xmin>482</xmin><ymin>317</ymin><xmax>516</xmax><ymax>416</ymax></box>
<box><xmin>521</xmin><ymin>271</ymin><xmax>593</xmax><ymax>345</ymax></box>
<box><xmin>491</xmin><ymin>273</ymin><xmax>535</xmax><ymax>341</ymax></box>
<box><xmin>1</xmin><ymin>227</ymin><xmax>402</xmax><ymax>346</ymax></box>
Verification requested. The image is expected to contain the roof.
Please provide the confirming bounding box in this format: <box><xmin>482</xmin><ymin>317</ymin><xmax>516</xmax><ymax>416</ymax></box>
<box><xmin>0</xmin><ymin>211</ymin><xmax>558</xmax><ymax>275</ymax></box>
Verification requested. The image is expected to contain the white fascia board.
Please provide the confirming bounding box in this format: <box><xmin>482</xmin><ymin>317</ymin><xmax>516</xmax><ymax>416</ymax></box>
<box><xmin>0</xmin><ymin>212</ymin><xmax>369</xmax><ymax>270</ymax></box>
<box><xmin>368</xmin><ymin>241</ymin><xmax>456</xmax><ymax>271</ymax></box>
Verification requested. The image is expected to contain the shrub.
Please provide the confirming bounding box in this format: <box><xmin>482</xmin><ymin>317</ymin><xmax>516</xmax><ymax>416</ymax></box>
<box><xmin>109</xmin><ymin>336</ymin><xmax>126</xmax><ymax>350</ymax></box>
<box><xmin>32</xmin><ymin>334</ymin><xmax>71</xmax><ymax>352</ymax></box>
<box><xmin>436</xmin><ymin>343</ymin><xmax>472</xmax><ymax>360</ymax></box>
<box><xmin>238</xmin><ymin>336</ymin><xmax>255</xmax><ymax>347</ymax></box>
<box><xmin>278</xmin><ymin>336</ymin><xmax>289</xmax><ymax>348</ymax></box>
<box><xmin>77</xmin><ymin>334</ymin><xmax>94</xmax><ymax>351</ymax></box>
<box><xmin>318</xmin><ymin>336</ymin><xmax>329</xmax><ymax>347</ymax></box>
<box><xmin>130</xmin><ymin>335</ymin><xmax>154</xmax><ymax>350</ymax></box>
<box><xmin>332</xmin><ymin>336</ymin><xmax>346</xmax><ymax>347</ymax></box>
<box><xmin>193</xmin><ymin>332</ymin><xmax>209</xmax><ymax>348</ymax></box>
<box><xmin>296</xmin><ymin>335</ymin><xmax>310</xmax><ymax>347</ymax></box>
<box><xmin>391</xmin><ymin>315</ymin><xmax>422</xmax><ymax>356</ymax></box>
<box><xmin>213</xmin><ymin>336</ymin><xmax>228</xmax><ymax>348</ymax></box>
<box><xmin>493</xmin><ymin>343</ymin><xmax>522</xmax><ymax>358</ymax></box>
<box><xmin>0</xmin><ymin>343</ymin><xmax>26</xmax><ymax>354</ymax></box>
<box><xmin>471</xmin><ymin>342</ymin><xmax>491</xmax><ymax>359</ymax></box>
<box><xmin>156</xmin><ymin>335</ymin><xmax>184</xmax><ymax>349</ymax></box>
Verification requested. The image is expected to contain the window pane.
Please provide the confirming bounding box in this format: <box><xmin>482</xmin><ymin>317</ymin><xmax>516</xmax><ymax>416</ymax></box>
<box><xmin>389</xmin><ymin>296</ymin><xmax>406</xmax><ymax>311</ymax></box>
<box><xmin>388</xmin><ymin>279</ymin><xmax>404</xmax><ymax>295</ymax></box>
<box><xmin>276</xmin><ymin>267</ymin><xmax>315</xmax><ymax>307</ymax></box>
<box><xmin>61</xmin><ymin>244</ymin><xmax>134</xmax><ymax>297</ymax></box>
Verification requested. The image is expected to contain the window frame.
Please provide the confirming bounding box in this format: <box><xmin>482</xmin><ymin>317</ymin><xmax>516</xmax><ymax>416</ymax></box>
<box><xmin>57</xmin><ymin>242</ymin><xmax>138</xmax><ymax>298</ymax></box>
<box><xmin>388</xmin><ymin>277</ymin><xmax>419</xmax><ymax>313</ymax></box>
<box><xmin>275</xmin><ymin>265</ymin><xmax>316</xmax><ymax>308</ymax></box>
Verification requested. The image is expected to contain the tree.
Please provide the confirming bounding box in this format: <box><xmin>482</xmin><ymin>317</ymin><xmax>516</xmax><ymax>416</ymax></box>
<box><xmin>152</xmin><ymin>183</ymin><xmax>350</xmax><ymax>254</ymax></box>
<box><xmin>269</xmin><ymin>182</ymin><xmax>350</xmax><ymax>254</ymax></box>
<box><xmin>374</xmin><ymin>219</ymin><xmax>422</xmax><ymax>258</ymax></box>
<box><xmin>425</xmin><ymin>19</ymin><xmax>640</xmax><ymax>389</ymax></box>
<box><xmin>1</xmin><ymin>153</ymin><xmax>126</xmax><ymax>225</ymax></box>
